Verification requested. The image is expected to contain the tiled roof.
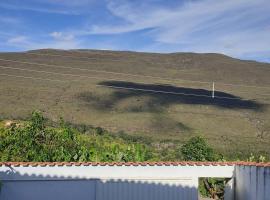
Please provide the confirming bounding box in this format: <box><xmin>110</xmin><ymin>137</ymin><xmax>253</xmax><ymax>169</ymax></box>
<box><xmin>0</xmin><ymin>161</ymin><xmax>270</xmax><ymax>167</ymax></box>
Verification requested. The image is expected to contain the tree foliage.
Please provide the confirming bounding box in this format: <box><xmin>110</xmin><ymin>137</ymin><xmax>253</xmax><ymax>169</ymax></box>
<box><xmin>0</xmin><ymin>111</ymin><xmax>151</xmax><ymax>162</ymax></box>
<box><xmin>181</xmin><ymin>136</ymin><xmax>219</xmax><ymax>161</ymax></box>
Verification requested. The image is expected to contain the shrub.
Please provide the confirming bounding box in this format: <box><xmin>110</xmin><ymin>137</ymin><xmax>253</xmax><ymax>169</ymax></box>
<box><xmin>181</xmin><ymin>136</ymin><xmax>219</xmax><ymax>161</ymax></box>
<box><xmin>0</xmin><ymin>111</ymin><xmax>152</xmax><ymax>162</ymax></box>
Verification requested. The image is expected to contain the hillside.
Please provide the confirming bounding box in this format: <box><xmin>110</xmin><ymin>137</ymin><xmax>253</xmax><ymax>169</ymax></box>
<box><xmin>0</xmin><ymin>49</ymin><xmax>270</xmax><ymax>158</ymax></box>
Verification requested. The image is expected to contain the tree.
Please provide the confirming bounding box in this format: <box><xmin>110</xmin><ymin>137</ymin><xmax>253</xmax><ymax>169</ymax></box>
<box><xmin>181</xmin><ymin>136</ymin><xmax>224</xmax><ymax>199</ymax></box>
<box><xmin>181</xmin><ymin>136</ymin><xmax>218</xmax><ymax>161</ymax></box>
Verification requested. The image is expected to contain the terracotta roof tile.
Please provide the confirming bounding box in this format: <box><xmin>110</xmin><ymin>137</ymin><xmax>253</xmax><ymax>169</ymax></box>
<box><xmin>0</xmin><ymin>161</ymin><xmax>269</xmax><ymax>167</ymax></box>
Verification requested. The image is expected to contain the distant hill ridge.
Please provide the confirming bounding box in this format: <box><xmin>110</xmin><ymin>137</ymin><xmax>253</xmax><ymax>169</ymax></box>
<box><xmin>0</xmin><ymin>48</ymin><xmax>269</xmax><ymax>159</ymax></box>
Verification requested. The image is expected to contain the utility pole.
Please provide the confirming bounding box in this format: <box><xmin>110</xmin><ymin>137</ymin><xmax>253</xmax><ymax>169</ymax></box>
<box><xmin>212</xmin><ymin>82</ymin><xmax>215</xmax><ymax>98</ymax></box>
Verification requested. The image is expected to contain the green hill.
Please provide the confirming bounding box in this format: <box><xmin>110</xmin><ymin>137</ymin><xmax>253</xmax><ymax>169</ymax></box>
<box><xmin>0</xmin><ymin>49</ymin><xmax>269</xmax><ymax>159</ymax></box>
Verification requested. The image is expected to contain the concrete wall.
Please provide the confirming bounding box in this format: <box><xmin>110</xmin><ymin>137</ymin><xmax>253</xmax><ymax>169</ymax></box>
<box><xmin>0</xmin><ymin>165</ymin><xmax>234</xmax><ymax>200</ymax></box>
<box><xmin>235</xmin><ymin>165</ymin><xmax>270</xmax><ymax>200</ymax></box>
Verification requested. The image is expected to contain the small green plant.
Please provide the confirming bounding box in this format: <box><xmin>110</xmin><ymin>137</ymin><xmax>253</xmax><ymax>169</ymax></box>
<box><xmin>259</xmin><ymin>155</ymin><xmax>266</xmax><ymax>162</ymax></box>
<box><xmin>247</xmin><ymin>153</ymin><xmax>266</xmax><ymax>162</ymax></box>
<box><xmin>200</xmin><ymin>178</ymin><xmax>229</xmax><ymax>200</ymax></box>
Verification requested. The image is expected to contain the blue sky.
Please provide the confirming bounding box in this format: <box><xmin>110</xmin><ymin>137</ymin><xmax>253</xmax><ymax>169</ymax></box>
<box><xmin>0</xmin><ymin>0</ymin><xmax>269</xmax><ymax>62</ymax></box>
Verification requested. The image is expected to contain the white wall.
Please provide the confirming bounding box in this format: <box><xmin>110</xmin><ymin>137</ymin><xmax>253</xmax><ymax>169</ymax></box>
<box><xmin>2</xmin><ymin>164</ymin><xmax>270</xmax><ymax>200</ymax></box>
<box><xmin>0</xmin><ymin>165</ymin><xmax>234</xmax><ymax>180</ymax></box>
<box><xmin>235</xmin><ymin>165</ymin><xmax>270</xmax><ymax>200</ymax></box>
<box><xmin>0</xmin><ymin>164</ymin><xmax>234</xmax><ymax>200</ymax></box>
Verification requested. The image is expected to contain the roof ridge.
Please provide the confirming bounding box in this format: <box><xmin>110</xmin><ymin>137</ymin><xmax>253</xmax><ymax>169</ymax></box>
<box><xmin>0</xmin><ymin>161</ymin><xmax>270</xmax><ymax>167</ymax></box>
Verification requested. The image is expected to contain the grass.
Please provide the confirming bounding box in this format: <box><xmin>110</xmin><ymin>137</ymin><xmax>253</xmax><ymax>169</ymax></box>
<box><xmin>0</xmin><ymin>49</ymin><xmax>270</xmax><ymax>159</ymax></box>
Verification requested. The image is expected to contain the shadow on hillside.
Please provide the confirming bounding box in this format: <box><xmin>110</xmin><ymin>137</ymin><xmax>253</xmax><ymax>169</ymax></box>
<box><xmin>79</xmin><ymin>81</ymin><xmax>263</xmax><ymax>112</ymax></box>
<box><xmin>0</xmin><ymin>167</ymin><xmax>198</xmax><ymax>200</ymax></box>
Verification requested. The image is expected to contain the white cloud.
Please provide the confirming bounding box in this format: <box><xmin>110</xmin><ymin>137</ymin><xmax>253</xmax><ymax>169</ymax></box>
<box><xmin>0</xmin><ymin>2</ymin><xmax>79</xmax><ymax>15</ymax></box>
<box><xmin>97</xmin><ymin>0</ymin><xmax>268</xmax><ymax>37</ymax></box>
<box><xmin>1</xmin><ymin>0</ymin><xmax>269</xmax><ymax>61</ymax></box>
<box><xmin>37</xmin><ymin>40</ymin><xmax>82</xmax><ymax>49</ymax></box>
<box><xmin>50</xmin><ymin>32</ymin><xmax>74</xmax><ymax>41</ymax></box>
<box><xmin>0</xmin><ymin>16</ymin><xmax>20</xmax><ymax>24</ymax></box>
<box><xmin>7</xmin><ymin>36</ymin><xmax>28</xmax><ymax>44</ymax></box>
<box><xmin>0</xmin><ymin>0</ymin><xmax>99</xmax><ymax>15</ymax></box>
<box><xmin>40</xmin><ymin>0</ymin><xmax>97</xmax><ymax>7</ymax></box>
<box><xmin>85</xmin><ymin>0</ymin><xmax>270</xmax><ymax>58</ymax></box>
<box><xmin>6</xmin><ymin>35</ymin><xmax>82</xmax><ymax>50</ymax></box>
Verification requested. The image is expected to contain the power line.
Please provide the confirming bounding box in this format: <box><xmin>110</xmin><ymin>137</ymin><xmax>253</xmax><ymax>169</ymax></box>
<box><xmin>97</xmin><ymin>84</ymin><xmax>211</xmax><ymax>98</ymax></box>
<box><xmin>0</xmin><ymin>73</ymin><xmax>263</xmax><ymax>102</ymax></box>
<box><xmin>97</xmin><ymin>84</ymin><xmax>249</xmax><ymax>100</ymax></box>
<box><xmin>0</xmin><ymin>58</ymin><xmax>208</xmax><ymax>84</ymax></box>
<box><xmin>221</xmin><ymin>89</ymin><xmax>270</xmax><ymax>97</ymax></box>
<box><xmin>0</xmin><ymin>65</ymin><xmax>158</xmax><ymax>85</ymax></box>
<box><xmin>1</xmin><ymin>63</ymin><xmax>269</xmax><ymax>100</ymax></box>
<box><xmin>1</xmin><ymin>64</ymin><xmax>270</xmax><ymax>99</ymax></box>
<box><xmin>24</xmin><ymin>52</ymin><xmax>270</xmax><ymax>89</ymax></box>
<box><xmin>25</xmin><ymin>51</ymin><xmax>199</xmax><ymax>75</ymax></box>
<box><xmin>0</xmin><ymin>71</ymin><xmax>268</xmax><ymax>99</ymax></box>
<box><xmin>1</xmin><ymin>55</ymin><xmax>270</xmax><ymax>89</ymax></box>
<box><xmin>1</xmin><ymin>65</ymin><xmax>226</xmax><ymax>93</ymax></box>
<box><xmin>0</xmin><ymin>73</ymin><xmax>68</xmax><ymax>83</ymax></box>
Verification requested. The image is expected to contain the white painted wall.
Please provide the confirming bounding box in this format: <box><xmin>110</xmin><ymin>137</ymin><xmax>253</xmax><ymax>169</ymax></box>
<box><xmin>2</xmin><ymin>164</ymin><xmax>270</xmax><ymax>200</ymax></box>
<box><xmin>0</xmin><ymin>165</ymin><xmax>234</xmax><ymax>180</ymax></box>
<box><xmin>0</xmin><ymin>164</ymin><xmax>234</xmax><ymax>200</ymax></box>
<box><xmin>235</xmin><ymin>165</ymin><xmax>270</xmax><ymax>200</ymax></box>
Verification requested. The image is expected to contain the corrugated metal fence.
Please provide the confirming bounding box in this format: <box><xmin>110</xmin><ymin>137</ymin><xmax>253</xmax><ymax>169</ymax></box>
<box><xmin>0</xmin><ymin>178</ymin><xmax>198</xmax><ymax>200</ymax></box>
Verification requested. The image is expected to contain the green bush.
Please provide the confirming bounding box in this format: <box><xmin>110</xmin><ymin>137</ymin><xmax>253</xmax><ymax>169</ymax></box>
<box><xmin>0</xmin><ymin>111</ymin><xmax>152</xmax><ymax>162</ymax></box>
<box><xmin>181</xmin><ymin>136</ymin><xmax>219</xmax><ymax>161</ymax></box>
